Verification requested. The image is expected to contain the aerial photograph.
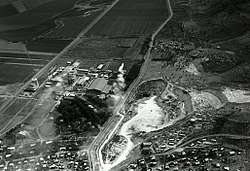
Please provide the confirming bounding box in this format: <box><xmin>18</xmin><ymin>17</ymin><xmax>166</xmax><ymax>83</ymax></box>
<box><xmin>0</xmin><ymin>0</ymin><xmax>249</xmax><ymax>170</ymax></box>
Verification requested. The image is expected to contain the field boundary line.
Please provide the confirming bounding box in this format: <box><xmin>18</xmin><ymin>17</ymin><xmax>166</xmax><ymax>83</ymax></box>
<box><xmin>0</xmin><ymin>0</ymin><xmax>121</xmax><ymax>117</ymax></box>
<box><xmin>0</xmin><ymin>99</ymin><xmax>31</xmax><ymax>134</ymax></box>
<box><xmin>0</xmin><ymin>99</ymin><xmax>40</xmax><ymax>136</ymax></box>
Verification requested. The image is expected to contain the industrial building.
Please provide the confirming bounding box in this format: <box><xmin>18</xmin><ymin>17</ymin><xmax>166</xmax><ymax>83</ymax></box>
<box><xmin>87</xmin><ymin>78</ymin><xmax>112</xmax><ymax>94</ymax></box>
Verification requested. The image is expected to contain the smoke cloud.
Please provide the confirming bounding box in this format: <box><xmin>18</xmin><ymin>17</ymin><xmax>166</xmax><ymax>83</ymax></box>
<box><xmin>117</xmin><ymin>63</ymin><xmax>126</xmax><ymax>89</ymax></box>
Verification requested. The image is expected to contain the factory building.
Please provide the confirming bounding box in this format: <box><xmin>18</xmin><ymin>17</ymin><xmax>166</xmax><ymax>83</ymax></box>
<box><xmin>87</xmin><ymin>78</ymin><xmax>112</xmax><ymax>94</ymax></box>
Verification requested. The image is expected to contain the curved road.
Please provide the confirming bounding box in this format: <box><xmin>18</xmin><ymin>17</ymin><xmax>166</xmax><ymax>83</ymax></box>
<box><xmin>88</xmin><ymin>0</ymin><xmax>173</xmax><ymax>170</ymax></box>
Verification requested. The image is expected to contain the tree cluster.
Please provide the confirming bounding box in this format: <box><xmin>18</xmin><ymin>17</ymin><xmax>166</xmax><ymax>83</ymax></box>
<box><xmin>57</xmin><ymin>97</ymin><xmax>111</xmax><ymax>127</ymax></box>
<box><xmin>125</xmin><ymin>61</ymin><xmax>143</xmax><ymax>90</ymax></box>
<box><xmin>139</xmin><ymin>37</ymin><xmax>152</xmax><ymax>55</ymax></box>
<box><xmin>84</xmin><ymin>95</ymin><xmax>108</xmax><ymax>108</ymax></box>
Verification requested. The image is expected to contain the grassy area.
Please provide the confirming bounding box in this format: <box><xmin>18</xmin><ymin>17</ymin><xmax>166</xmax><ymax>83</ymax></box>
<box><xmin>24</xmin><ymin>99</ymin><xmax>55</xmax><ymax>127</ymax></box>
<box><xmin>38</xmin><ymin>111</ymin><xmax>60</xmax><ymax>140</ymax></box>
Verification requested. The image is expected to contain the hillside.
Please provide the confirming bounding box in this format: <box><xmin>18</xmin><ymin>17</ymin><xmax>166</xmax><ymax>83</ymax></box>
<box><xmin>188</xmin><ymin>0</ymin><xmax>250</xmax><ymax>42</ymax></box>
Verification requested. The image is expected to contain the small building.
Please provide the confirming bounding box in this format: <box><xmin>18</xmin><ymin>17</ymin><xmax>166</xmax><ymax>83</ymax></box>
<box><xmin>141</xmin><ymin>142</ymin><xmax>152</xmax><ymax>155</ymax></box>
<box><xmin>87</xmin><ymin>78</ymin><xmax>112</xmax><ymax>94</ymax></box>
<box><xmin>87</xmin><ymin>72</ymin><xmax>99</xmax><ymax>78</ymax></box>
<box><xmin>76</xmin><ymin>76</ymin><xmax>88</xmax><ymax>86</ymax></box>
<box><xmin>77</xmin><ymin>68</ymin><xmax>89</xmax><ymax>76</ymax></box>
<box><xmin>97</xmin><ymin>64</ymin><xmax>104</xmax><ymax>70</ymax></box>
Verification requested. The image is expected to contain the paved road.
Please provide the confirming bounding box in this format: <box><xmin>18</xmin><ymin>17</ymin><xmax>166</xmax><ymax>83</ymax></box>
<box><xmin>88</xmin><ymin>0</ymin><xmax>173</xmax><ymax>170</ymax></box>
<box><xmin>0</xmin><ymin>0</ymin><xmax>120</xmax><ymax>129</ymax></box>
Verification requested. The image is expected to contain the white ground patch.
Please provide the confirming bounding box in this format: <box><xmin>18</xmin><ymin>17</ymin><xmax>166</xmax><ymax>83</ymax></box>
<box><xmin>222</xmin><ymin>87</ymin><xmax>250</xmax><ymax>103</ymax></box>
<box><xmin>189</xmin><ymin>90</ymin><xmax>222</xmax><ymax>111</ymax></box>
<box><xmin>102</xmin><ymin>96</ymin><xmax>178</xmax><ymax>170</ymax></box>
<box><xmin>120</xmin><ymin>96</ymin><xmax>171</xmax><ymax>134</ymax></box>
<box><xmin>185</xmin><ymin>63</ymin><xmax>201</xmax><ymax>75</ymax></box>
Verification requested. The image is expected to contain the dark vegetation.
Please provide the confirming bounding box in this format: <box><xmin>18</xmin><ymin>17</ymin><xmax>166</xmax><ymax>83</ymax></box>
<box><xmin>201</xmin><ymin>51</ymin><xmax>242</xmax><ymax>73</ymax></box>
<box><xmin>139</xmin><ymin>37</ymin><xmax>152</xmax><ymax>55</ymax></box>
<box><xmin>157</xmin><ymin>0</ymin><xmax>250</xmax><ymax>82</ymax></box>
<box><xmin>222</xmin><ymin>63</ymin><xmax>250</xmax><ymax>83</ymax></box>
<box><xmin>189</xmin><ymin>0</ymin><xmax>250</xmax><ymax>42</ymax></box>
<box><xmin>0</xmin><ymin>4</ymin><xmax>19</xmax><ymax>19</ymax></box>
<box><xmin>134</xmin><ymin>79</ymin><xmax>166</xmax><ymax>100</ymax></box>
<box><xmin>211</xmin><ymin>110</ymin><xmax>250</xmax><ymax>136</ymax></box>
<box><xmin>124</xmin><ymin>61</ymin><xmax>143</xmax><ymax>90</ymax></box>
<box><xmin>84</xmin><ymin>95</ymin><xmax>108</xmax><ymax>108</ymax></box>
<box><xmin>57</xmin><ymin>96</ymin><xmax>111</xmax><ymax>127</ymax></box>
<box><xmin>160</xmin><ymin>0</ymin><xmax>250</xmax><ymax>42</ymax></box>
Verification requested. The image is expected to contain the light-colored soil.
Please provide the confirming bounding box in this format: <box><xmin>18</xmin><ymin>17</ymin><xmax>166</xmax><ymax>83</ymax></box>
<box><xmin>222</xmin><ymin>87</ymin><xmax>250</xmax><ymax>103</ymax></box>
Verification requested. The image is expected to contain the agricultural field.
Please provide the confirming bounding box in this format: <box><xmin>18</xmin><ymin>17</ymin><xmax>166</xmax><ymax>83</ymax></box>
<box><xmin>0</xmin><ymin>98</ymin><xmax>31</xmax><ymax>132</ymax></box>
<box><xmin>0</xmin><ymin>4</ymin><xmax>19</xmax><ymax>19</ymax></box>
<box><xmin>0</xmin><ymin>0</ymin><xmax>79</xmax><ymax>31</ymax></box>
<box><xmin>26</xmin><ymin>38</ymin><xmax>72</xmax><ymax>53</ymax></box>
<box><xmin>67</xmin><ymin>37</ymin><xmax>141</xmax><ymax>60</ymax></box>
<box><xmin>0</xmin><ymin>0</ymin><xmax>116</xmax><ymax>53</ymax></box>
<box><xmin>44</xmin><ymin>9</ymin><xmax>102</xmax><ymax>39</ymax></box>
<box><xmin>1</xmin><ymin>98</ymin><xmax>30</xmax><ymax>116</ymax></box>
<box><xmin>0</xmin><ymin>115</ymin><xmax>13</xmax><ymax>131</ymax></box>
<box><xmin>86</xmin><ymin>0</ymin><xmax>169</xmax><ymax>36</ymax></box>
<box><xmin>0</xmin><ymin>63</ymin><xmax>42</xmax><ymax>85</ymax></box>
<box><xmin>0</xmin><ymin>99</ymin><xmax>40</xmax><ymax>134</ymax></box>
<box><xmin>0</xmin><ymin>52</ymin><xmax>55</xmax><ymax>85</ymax></box>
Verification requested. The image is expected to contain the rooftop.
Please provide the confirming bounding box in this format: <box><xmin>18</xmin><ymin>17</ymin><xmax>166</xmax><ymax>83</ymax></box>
<box><xmin>88</xmin><ymin>78</ymin><xmax>111</xmax><ymax>94</ymax></box>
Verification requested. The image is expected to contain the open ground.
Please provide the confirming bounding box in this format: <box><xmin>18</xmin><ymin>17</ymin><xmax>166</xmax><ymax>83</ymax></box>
<box><xmin>86</xmin><ymin>0</ymin><xmax>169</xmax><ymax>37</ymax></box>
